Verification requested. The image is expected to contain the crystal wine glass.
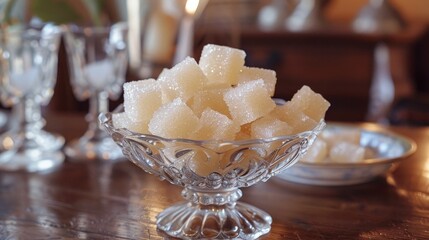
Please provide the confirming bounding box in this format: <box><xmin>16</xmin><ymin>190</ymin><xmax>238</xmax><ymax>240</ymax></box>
<box><xmin>63</xmin><ymin>23</ymin><xmax>128</xmax><ymax>161</ymax></box>
<box><xmin>0</xmin><ymin>25</ymin><xmax>64</xmax><ymax>172</ymax></box>
<box><xmin>100</xmin><ymin>107</ymin><xmax>325</xmax><ymax>239</ymax></box>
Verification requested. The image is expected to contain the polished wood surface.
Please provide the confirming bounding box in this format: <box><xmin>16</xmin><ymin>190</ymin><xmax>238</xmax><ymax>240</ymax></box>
<box><xmin>1</xmin><ymin>112</ymin><xmax>429</xmax><ymax>239</ymax></box>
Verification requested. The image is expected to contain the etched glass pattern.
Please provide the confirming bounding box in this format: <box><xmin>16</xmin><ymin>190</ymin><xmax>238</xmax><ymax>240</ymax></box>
<box><xmin>100</xmin><ymin>110</ymin><xmax>325</xmax><ymax>239</ymax></box>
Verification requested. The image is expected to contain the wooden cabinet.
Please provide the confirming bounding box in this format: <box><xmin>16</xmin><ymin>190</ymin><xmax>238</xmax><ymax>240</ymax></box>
<box><xmin>195</xmin><ymin>25</ymin><xmax>426</xmax><ymax>122</ymax></box>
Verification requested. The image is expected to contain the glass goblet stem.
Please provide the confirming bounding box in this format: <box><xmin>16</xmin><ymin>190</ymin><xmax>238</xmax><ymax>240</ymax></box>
<box><xmin>10</xmin><ymin>96</ymin><xmax>64</xmax><ymax>152</ymax></box>
<box><xmin>18</xmin><ymin>97</ymin><xmax>44</xmax><ymax>131</ymax></box>
<box><xmin>14</xmin><ymin>97</ymin><xmax>44</xmax><ymax>148</ymax></box>
<box><xmin>84</xmin><ymin>91</ymin><xmax>110</xmax><ymax>141</ymax></box>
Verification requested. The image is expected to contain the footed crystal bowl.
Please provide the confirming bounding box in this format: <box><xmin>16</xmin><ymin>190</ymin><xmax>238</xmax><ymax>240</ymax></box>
<box><xmin>99</xmin><ymin>110</ymin><xmax>325</xmax><ymax>239</ymax></box>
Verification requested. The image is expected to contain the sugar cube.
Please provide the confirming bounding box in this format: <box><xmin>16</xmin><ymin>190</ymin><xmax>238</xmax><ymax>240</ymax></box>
<box><xmin>123</xmin><ymin>79</ymin><xmax>162</xmax><ymax>123</ymax></box>
<box><xmin>158</xmin><ymin>57</ymin><xmax>207</xmax><ymax>102</ymax></box>
<box><xmin>112</xmin><ymin>112</ymin><xmax>149</xmax><ymax>134</ymax></box>
<box><xmin>194</xmin><ymin>108</ymin><xmax>240</xmax><ymax>140</ymax></box>
<box><xmin>148</xmin><ymin>98</ymin><xmax>199</xmax><ymax>138</ymax></box>
<box><xmin>290</xmin><ymin>85</ymin><xmax>330</xmax><ymax>122</ymax></box>
<box><xmin>189</xmin><ymin>88</ymin><xmax>230</xmax><ymax>118</ymax></box>
<box><xmin>238</xmin><ymin>66</ymin><xmax>277</xmax><ymax>96</ymax></box>
<box><xmin>224</xmin><ymin>79</ymin><xmax>276</xmax><ymax>125</ymax></box>
<box><xmin>250</xmin><ymin>115</ymin><xmax>293</xmax><ymax>139</ymax></box>
<box><xmin>273</xmin><ymin>103</ymin><xmax>318</xmax><ymax>134</ymax></box>
<box><xmin>199</xmin><ymin>44</ymin><xmax>246</xmax><ymax>86</ymax></box>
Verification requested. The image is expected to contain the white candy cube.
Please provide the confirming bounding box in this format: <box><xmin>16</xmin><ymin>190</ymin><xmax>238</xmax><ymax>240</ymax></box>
<box><xmin>194</xmin><ymin>108</ymin><xmax>240</xmax><ymax>140</ymax></box>
<box><xmin>158</xmin><ymin>57</ymin><xmax>207</xmax><ymax>102</ymax></box>
<box><xmin>123</xmin><ymin>79</ymin><xmax>162</xmax><ymax>123</ymax></box>
<box><xmin>273</xmin><ymin>103</ymin><xmax>318</xmax><ymax>134</ymax></box>
<box><xmin>112</xmin><ymin>112</ymin><xmax>149</xmax><ymax>134</ymax></box>
<box><xmin>199</xmin><ymin>44</ymin><xmax>246</xmax><ymax>86</ymax></box>
<box><xmin>290</xmin><ymin>85</ymin><xmax>330</xmax><ymax>122</ymax></box>
<box><xmin>148</xmin><ymin>98</ymin><xmax>199</xmax><ymax>139</ymax></box>
<box><xmin>189</xmin><ymin>88</ymin><xmax>230</xmax><ymax>118</ymax></box>
<box><xmin>238</xmin><ymin>66</ymin><xmax>277</xmax><ymax>96</ymax></box>
<box><xmin>224</xmin><ymin>79</ymin><xmax>276</xmax><ymax>125</ymax></box>
<box><xmin>250</xmin><ymin>115</ymin><xmax>292</xmax><ymax>139</ymax></box>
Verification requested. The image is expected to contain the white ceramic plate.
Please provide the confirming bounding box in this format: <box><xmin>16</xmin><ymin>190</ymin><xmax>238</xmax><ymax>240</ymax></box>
<box><xmin>276</xmin><ymin>123</ymin><xmax>417</xmax><ymax>186</ymax></box>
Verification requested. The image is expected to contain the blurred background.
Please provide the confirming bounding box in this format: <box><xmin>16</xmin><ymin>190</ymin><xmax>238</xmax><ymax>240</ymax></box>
<box><xmin>1</xmin><ymin>0</ymin><xmax>429</xmax><ymax>125</ymax></box>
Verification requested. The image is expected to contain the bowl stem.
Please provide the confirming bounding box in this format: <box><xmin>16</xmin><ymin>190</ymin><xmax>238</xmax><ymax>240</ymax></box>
<box><xmin>156</xmin><ymin>187</ymin><xmax>272</xmax><ymax>239</ymax></box>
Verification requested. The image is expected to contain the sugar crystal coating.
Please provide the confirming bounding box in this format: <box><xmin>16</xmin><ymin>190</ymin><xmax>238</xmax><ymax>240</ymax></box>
<box><xmin>238</xmin><ymin>66</ymin><xmax>277</xmax><ymax>96</ymax></box>
<box><xmin>112</xmin><ymin>112</ymin><xmax>149</xmax><ymax>134</ymax></box>
<box><xmin>123</xmin><ymin>79</ymin><xmax>162</xmax><ymax>123</ymax></box>
<box><xmin>114</xmin><ymin>44</ymin><xmax>332</xmax><ymax>177</ymax></box>
<box><xmin>199</xmin><ymin>44</ymin><xmax>246</xmax><ymax>86</ymax></box>
<box><xmin>250</xmin><ymin>115</ymin><xmax>293</xmax><ymax>139</ymax></box>
<box><xmin>189</xmin><ymin>88</ymin><xmax>230</xmax><ymax>118</ymax></box>
<box><xmin>290</xmin><ymin>85</ymin><xmax>330</xmax><ymax>121</ymax></box>
<box><xmin>118</xmin><ymin>45</ymin><xmax>330</xmax><ymax>142</ymax></box>
<box><xmin>148</xmin><ymin>98</ymin><xmax>199</xmax><ymax>138</ymax></box>
<box><xmin>277</xmin><ymin>105</ymin><xmax>318</xmax><ymax>134</ymax></box>
<box><xmin>271</xmin><ymin>85</ymin><xmax>329</xmax><ymax>134</ymax></box>
<box><xmin>158</xmin><ymin>57</ymin><xmax>207</xmax><ymax>102</ymax></box>
<box><xmin>157</xmin><ymin>68</ymin><xmax>174</xmax><ymax>103</ymax></box>
<box><xmin>194</xmin><ymin>108</ymin><xmax>240</xmax><ymax>140</ymax></box>
<box><xmin>224</xmin><ymin>79</ymin><xmax>276</xmax><ymax>125</ymax></box>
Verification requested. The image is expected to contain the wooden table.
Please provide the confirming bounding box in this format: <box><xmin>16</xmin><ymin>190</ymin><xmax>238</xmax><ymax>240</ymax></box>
<box><xmin>0</xmin><ymin>112</ymin><xmax>429</xmax><ymax>239</ymax></box>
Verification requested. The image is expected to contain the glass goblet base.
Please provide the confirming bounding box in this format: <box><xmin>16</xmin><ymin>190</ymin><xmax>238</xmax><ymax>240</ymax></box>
<box><xmin>65</xmin><ymin>136</ymin><xmax>124</xmax><ymax>161</ymax></box>
<box><xmin>0</xmin><ymin>129</ymin><xmax>65</xmax><ymax>172</ymax></box>
<box><xmin>27</xmin><ymin>129</ymin><xmax>65</xmax><ymax>151</ymax></box>
<box><xmin>0</xmin><ymin>148</ymin><xmax>64</xmax><ymax>172</ymax></box>
<box><xmin>156</xmin><ymin>188</ymin><xmax>272</xmax><ymax>239</ymax></box>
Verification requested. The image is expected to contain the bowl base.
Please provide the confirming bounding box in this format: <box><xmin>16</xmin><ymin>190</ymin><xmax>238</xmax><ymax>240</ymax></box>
<box><xmin>156</xmin><ymin>201</ymin><xmax>272</xmax><ymax>239</ymax></box>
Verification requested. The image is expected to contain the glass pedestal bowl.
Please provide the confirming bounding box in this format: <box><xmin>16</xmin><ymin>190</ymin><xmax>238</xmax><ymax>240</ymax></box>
<box><xmin>100</xmin><ymin>110</ymin><xmax>325</xmax><ymax>239</ymax></box>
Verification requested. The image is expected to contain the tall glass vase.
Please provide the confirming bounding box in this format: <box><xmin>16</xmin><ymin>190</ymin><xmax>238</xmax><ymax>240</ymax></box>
<box><xmin>0</xmin><ymin>25</ymin><xmax>64</xmax><ymax>172</ymax></box>
<box><xmin>63</xmin><ymin>23</ymin><xmax>128</xmax><ymax>161</ymax></box>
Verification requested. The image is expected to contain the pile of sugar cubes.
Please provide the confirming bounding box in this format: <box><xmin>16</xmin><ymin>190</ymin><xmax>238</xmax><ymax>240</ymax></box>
<box><xmin>113</xmin><ymin>44</ymin><xmax>330</xmax><ymax>141</ymax></box>
<box><xmin>302</xmin><ymin>128</ymin><xmax>374</xmax><ymax>163</ymax></box>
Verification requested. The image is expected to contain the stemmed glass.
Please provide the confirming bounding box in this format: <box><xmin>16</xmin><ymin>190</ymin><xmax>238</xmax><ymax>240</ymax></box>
<box><xmin>0</xmin><ymin>25</ymin><xmax>64</xmax><ymax>172</ymax></box>
<box><xmin>100</xmin><ymin>107</ymin><xmax>325</xmax><ymax>239</ymax></box>
<box><xmin>64</xmin><ymin>23</ymin><xmax>127</xmax><ymax>161</ymax></box>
